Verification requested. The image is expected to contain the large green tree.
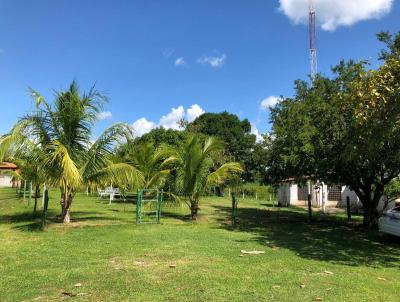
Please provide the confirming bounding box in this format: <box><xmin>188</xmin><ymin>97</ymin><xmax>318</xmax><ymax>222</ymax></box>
<box><xmin>269</xmin><ymin>32</ymin><xmax>400</xmax><ymax>228</ymax></box>
<box><xmin>136</xmin><ymin>127</ymin><xmax>187</xmax><ymax>148</ymax></box>
<box><xmin>187</xmin><ymin>112</ymin><xmax>256</xmax><ymax>181</ymax></box>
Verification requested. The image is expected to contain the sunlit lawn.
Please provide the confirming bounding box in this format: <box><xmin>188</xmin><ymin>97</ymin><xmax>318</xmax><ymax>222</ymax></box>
<box><xmin>0</xmin><ymin>187</ymin><xmax>399</xmax><ymax>302</ymax></box>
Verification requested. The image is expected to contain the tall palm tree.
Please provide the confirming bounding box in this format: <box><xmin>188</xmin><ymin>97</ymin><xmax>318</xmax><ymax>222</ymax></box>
<box><xmin>1</xmin><ymin>81</ymin><xmax>135</xmax><ymax>223</ymax></box>
<box><xmin>164</xmin><ymin>136</ymin><xmax>243</xmax><ymax>219</ymax></box>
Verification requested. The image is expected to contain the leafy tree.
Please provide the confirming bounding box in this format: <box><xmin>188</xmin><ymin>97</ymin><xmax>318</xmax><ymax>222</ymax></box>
<box><xmin>1</xmin><ymin>81</ymin><xmax>133</xmax><ymax>223</ymax></box>
<box><xmin>269</xmin><ymin>32</ymin><xmax>400</xmax><ymax>228</ymax></box>
<box><xmin>164</xmin><ymin>135</ymin><xmax>243</xmax><ymax>219</ymax></box>
<box><xmin>187</xmin><ymin>112</ymin><xmax>256</xmax><ymax>181</ymax></box>
<box><xmin>246</xmin><ymin>134</ymin><xmax>273</xmax><ymax>184</ymax></box>
<box><xmin>136</xmin><ymin>127</ymin><xmax>187</xmax><ymax>148</ymax></box>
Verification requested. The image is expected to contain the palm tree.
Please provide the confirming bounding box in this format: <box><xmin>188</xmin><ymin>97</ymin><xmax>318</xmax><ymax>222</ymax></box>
<box><xmin>164</xmin><ymin>135</ymin><xmax>243</xmax><ymax>219</ymax></box>
<box><xmin>0</xmin><ymin>124</ymin><xmax>45</xmax><ymax>207</ymax></box>
<box><xmin>2</xmin><ymin>81</ymin><xmax>135</xmax><ymax>223</ymax></box>
<box><xmin>115</xmin><ymin>141</ymin><xmax>171</xmax><ymax>189</ymax></box>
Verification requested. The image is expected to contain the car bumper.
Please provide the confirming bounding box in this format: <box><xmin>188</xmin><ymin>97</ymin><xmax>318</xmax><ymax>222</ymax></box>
<box><xmin>379</xmin><ymin>217</ymin><xmax>400</xmax><ymax>237</ymax></box>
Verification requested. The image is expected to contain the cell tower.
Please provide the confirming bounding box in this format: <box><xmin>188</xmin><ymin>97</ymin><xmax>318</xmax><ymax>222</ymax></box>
<box><xmin>309</xmin><ymin>0</ymin><xmax>317</xmax><ymax>81</ymax></box>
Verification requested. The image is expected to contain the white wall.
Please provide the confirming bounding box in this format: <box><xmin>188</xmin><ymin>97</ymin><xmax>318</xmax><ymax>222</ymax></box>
<box><xmin>0</xmin><ymin>175</ymin><xmax>13</xmax><ymax>188</ymax></box>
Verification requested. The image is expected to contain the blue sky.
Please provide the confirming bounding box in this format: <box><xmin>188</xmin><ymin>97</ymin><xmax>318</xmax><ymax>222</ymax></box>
<box><xmin>0</xmin><ymin>0</ymin><xmax>399</xmax><ymax>138</ymax></box>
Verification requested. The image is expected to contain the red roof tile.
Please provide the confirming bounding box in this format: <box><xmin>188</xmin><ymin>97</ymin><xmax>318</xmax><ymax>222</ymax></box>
<box><xmin>0</xmin><ymin>162</ymin><xmax>18</xmax><ymax>170</ymax></box>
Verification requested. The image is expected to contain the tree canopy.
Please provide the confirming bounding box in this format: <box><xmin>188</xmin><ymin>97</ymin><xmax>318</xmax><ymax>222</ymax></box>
<box><xmin>187</xmin><ymin>112</ymin><xmax>256</xmax><ymax>181</ymax></box>
<box><xmin>268</xmin><ymin>32</ymin><xmax>400</xmax><ymax>227</ymax></box>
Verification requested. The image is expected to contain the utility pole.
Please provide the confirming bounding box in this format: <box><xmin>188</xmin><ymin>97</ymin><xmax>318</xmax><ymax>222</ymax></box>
<box><xmin>309</xmin><ymin>0</ymin><xmax>317</xmax><ymax>81</ymax></box>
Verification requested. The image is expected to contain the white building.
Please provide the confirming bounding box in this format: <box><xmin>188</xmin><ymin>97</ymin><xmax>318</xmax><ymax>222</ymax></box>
<box><xmin>278</xmin><ymin>180</ymin><xmax>361</xmax><ymax>210</ymax></box>
<box><xmin>0</xmin><ymin>162</ymin><xmax>19</xmax><ymax>188</ymax></box>
<box><xmin>278</xmin><ymin>180</ymin><xmax>397</xmax><ymax>211</ymax></box>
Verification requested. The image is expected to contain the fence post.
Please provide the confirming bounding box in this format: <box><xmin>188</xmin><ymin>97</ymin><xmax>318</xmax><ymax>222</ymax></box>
<box><xmin>307</xmin><ymin>193</ymin><xmax>312</xmax><ymax>223</ymax></box>
<box><xmin>41</xmin><ymin>189</ymin><xmax>49</xmax><ymax>229</ymax></box>
<box><xmin>42</xmin><ymin>183</ymin><xmax>46</xmax><ymax>207</ymax></box>
<box><xmin>28</xmin><ymin>181</ymin><xmax>32</xmax><ymax>205</ymax></box>
<box><xmin>346</xmin><ymin>196</ymin><xmax>351</xmax><ymax>221</ymax></box>
<box><xmin>157</xmin><ymin>190</ymin><xmax>163</xmax><ymax>223</ymax></box>
<box><xmin>231</xmin><ymin>192</ymin><xmax>237</xmax><ymax>226</ymax></box>
<box><xmin>23</xmin><ymin>180</ymin><xmax>27</xmax><ymax>202</ymax></box>
<box><xmin>321</xmin><ymin>183</ymin><xmax>326</xmax><ymax>213</ymax></box>
<box><xmin>307</xmin><ymin>181</ymin><xmax>312</xmax><ymax>222</ymax></box>
<box><xmin>136</xmin><ymin>190</ymin><xmax>141</xmax><ymax>224</ymax></box>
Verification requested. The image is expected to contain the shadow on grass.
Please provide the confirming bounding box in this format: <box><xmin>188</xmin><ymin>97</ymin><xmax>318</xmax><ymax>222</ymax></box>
<box><xmin>161</xmin><ymin>210</ymin><xmax>192</xmax><ymax>221</ymax></box>
<box><xmin>213</xmin><ymin>204</ymin><xmax>400</xmax><ymax>268</ymax></box>
<box><xmin>0</xmin><ymin>209</ymin><xmax>59</xmax><ymax>231</ymax></box>
<box><xmin>0</xmin><ymin>207</ymin><xmax>136</xmax><ymax>231</ymax></box>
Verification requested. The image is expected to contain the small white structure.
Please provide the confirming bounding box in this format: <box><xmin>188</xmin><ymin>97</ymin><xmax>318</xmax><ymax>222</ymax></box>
<box><xmin>0</xmin><ymin>162</ymin><xmax>19</xmax><ymax>188</ymax></box>
<box><xmin>278</xmin><ymin>180</ymin><xmax>360</xmax><ymax>209</ymax></box>
<box><xmin>278</xmin><ymin>180</ymin><xmax>399</xmax><ymax>211</ymax></box>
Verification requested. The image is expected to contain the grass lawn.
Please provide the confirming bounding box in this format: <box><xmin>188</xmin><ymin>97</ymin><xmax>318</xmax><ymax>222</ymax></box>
<box><xmin>0</xmin><ymin>187</ymin><xmax>399</xmax><ymax>302</ymax></box>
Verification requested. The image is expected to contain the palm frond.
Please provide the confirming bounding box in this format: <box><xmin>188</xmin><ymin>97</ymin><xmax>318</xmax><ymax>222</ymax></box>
<box><xmin>207</xmin><ymin>162</ymin><xmax>243</xmax><ymax>185</ymax></box>
<box><xmin>46</xmin><ymin>140</ymin><xmax>82</xmax><ymax>188</ymax></box>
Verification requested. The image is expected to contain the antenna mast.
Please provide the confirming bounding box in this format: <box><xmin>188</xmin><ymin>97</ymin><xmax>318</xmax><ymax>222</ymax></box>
<box><xmin>309</xmin><ymin>0</ymin><xmax>317</xmax><ymax>81</ymax></box>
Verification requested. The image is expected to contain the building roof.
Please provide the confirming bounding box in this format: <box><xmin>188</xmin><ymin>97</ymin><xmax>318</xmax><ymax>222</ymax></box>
<box><xmin>0</xmin><ymin>162</ymin><xmax>18</xmax><ymax>170</ymax></box>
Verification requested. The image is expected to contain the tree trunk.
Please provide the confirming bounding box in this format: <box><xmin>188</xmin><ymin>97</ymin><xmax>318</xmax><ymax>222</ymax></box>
<box><xmin>61</xmin><ymin>207</ymin><xmax>71</xmax><ymax>223</ymax></box>
<box><xmin>33</xmin><ymin>184</ymin><xmax>39</xmax><ymax>213</ymax></box>
<box><xmin>354</xmin><ymin>185</ymin><xmax>381</xmax><ymax>229</ymax></box>
<box><xmin>362</xmin><ymin>205</ymin><xmax>379</xmax><ymax>229</ymax></box>
<box><xmin>60</xmin><ymin>190</ymin><xmax>73</xmax><ymax>223</ymax></box>
<box><xmin>190</xmin><ymin>200</ymin><xmax>199</xmax><ymax>220</ymax></box>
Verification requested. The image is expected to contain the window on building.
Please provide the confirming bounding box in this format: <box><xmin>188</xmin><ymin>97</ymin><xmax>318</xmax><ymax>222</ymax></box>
<box><xmin>328</xmin><ymin>185</ymin><xmax>341</xmax><ymax>201</ymax></box>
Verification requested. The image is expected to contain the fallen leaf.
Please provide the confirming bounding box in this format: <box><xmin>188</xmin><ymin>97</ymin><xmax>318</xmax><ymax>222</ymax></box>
<box><xmin>169</xmin><ymin>264</ymin><xmax>177</xmax><ymax>268</ymax></box>
<box><xmin>377</xmin><ymin>277</ymin><xmax>387</xmax><ymax>281</ymax></box>
<box><xmin>300</xmin><ymin>283</ymin><xmax>305</xmax><ymax>288</ymax></box>
<box><xmin>323</xmin><ymin>271</ymin><xmax>333</xmax><ymax>275</ymax></box>
<box><xmin>315</xmin><ymin>298</ymin><xmax>323</xmax><ymax>301</ymax></box>
<box><xmin>74</xmin><ymin>283</ymin><xmax>82</xmax><ymax>287</ymax></box>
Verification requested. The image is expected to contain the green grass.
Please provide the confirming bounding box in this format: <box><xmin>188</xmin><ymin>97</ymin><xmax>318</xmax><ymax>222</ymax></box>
<box><xmin>0</xmin><ymin>188</ymin><xmax>399</xmax><ymax>302</ymax></box>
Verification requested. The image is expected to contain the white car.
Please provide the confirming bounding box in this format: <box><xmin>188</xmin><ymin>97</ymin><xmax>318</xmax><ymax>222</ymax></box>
<box><xmin>379</xmin><ymin>206</ymin><xmax>400</xmax><ymax>237</ymax></box>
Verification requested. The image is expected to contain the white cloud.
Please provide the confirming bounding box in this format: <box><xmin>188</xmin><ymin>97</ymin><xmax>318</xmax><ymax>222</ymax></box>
<box><xmin>159</xmin><ymin>106</ymin><xmax>185</xmax><ymax>130</ymax></box>
<box><xmin>131</xmin><ymin>118</ymin><xmax>156</xmax><ymax>137</ymax></box>
<box><xmin>97</xmin><ymin>111</ymin><xmax>112</xmax><ymax>120</ymax></box>
<box><xmin>260</xmin><ymin>96</ymin><xmax>281</xmax><ymax>110</ymax></box>
<box><xmin>174</xmin><ymin>57</ymin><xmax>186</xmax><ymax>66</ymax></box>
<box><xmin>251</xmin><ymin>124</ymin><xmax>264</xmax><ymax>143</ymax></box>
<box><xmin>131</xmin><ymin>104</ymin><xmax>206</xmax><ymax>137</ymax></box>
<box><xmin>186</xmin><ymin>104</ymin><xmax>205</xmax><ymax>122</ymax></box>
<box><xmin>198</xmin><ymin>54</ymin><xmax>227</xmax><ymax>68</ymax></box>
<box><xmin>279</xmin><ymin>0</ymin><xmax>393</xmax><ymax>31</ymax></box>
